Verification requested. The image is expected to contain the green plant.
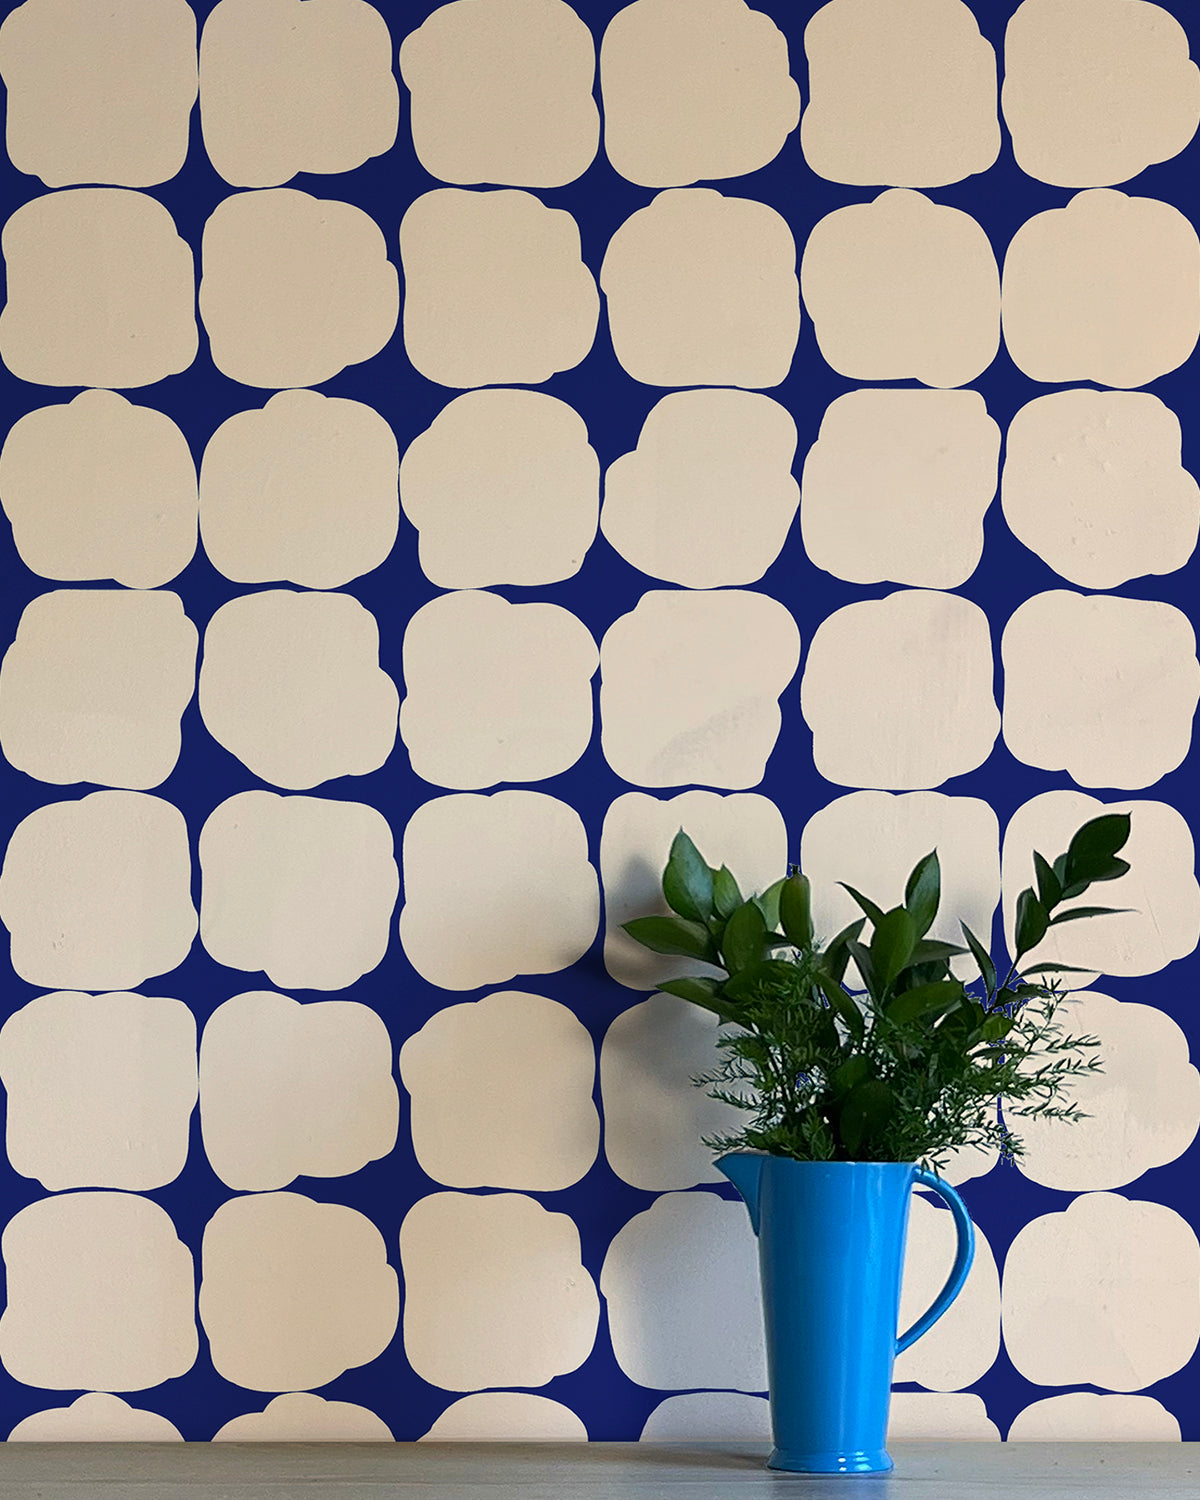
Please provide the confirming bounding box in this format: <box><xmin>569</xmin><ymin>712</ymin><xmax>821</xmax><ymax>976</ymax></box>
<box><xmin>622</xmin><ymin>814</ymin><xmax>1133</xmax><ymax>1169</ymax></box>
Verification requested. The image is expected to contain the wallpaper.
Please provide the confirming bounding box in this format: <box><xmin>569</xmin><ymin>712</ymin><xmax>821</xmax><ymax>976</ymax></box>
<box><xmin>0</xmin><ymin>0</ymin><xmax>1196</xmax><ymax>1446</ymax></box>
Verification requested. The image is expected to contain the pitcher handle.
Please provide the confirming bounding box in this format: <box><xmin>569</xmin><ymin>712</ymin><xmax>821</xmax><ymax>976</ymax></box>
<box><xmin>895</xmin><ymin>1169</ymin><xmax>975</xmax><ymax>1355</ymax></box>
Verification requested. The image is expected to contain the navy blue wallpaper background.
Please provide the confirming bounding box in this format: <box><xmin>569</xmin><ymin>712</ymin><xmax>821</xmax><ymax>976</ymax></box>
<box><xmin>0</xmin><ymin>0</ymin><xmax>1195</xmax><ymax>1444</ymax></box>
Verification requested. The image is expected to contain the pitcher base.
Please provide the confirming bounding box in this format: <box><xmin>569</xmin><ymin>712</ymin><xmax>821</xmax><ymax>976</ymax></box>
<box><xmin>767</xmin><ymin>1446</ymin><xmax>894</xmax><ymax>1474</ymax></box>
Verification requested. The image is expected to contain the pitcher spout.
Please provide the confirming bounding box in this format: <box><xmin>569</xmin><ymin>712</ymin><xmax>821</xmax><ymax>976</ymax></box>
<box><xmin>715</xmin><ymin>1151</ymin><xmax>765</xmax><ymax>1235</ymax></box>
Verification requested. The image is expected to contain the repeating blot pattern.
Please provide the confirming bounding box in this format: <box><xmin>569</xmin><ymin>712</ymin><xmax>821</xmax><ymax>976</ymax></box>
<box><xmin>0</xmin><ymin>189</ymin><xmax>197</xmax><ymax>388</ymax></box>
<box><xmin>199</xmin><ymin>0</ymin><xmax>398</xmax><ymax>188</ymax></box>
<box><xmin>801</xmin><ymin>0</ymin><xmax>1000</xmax><ymax>188</ymax></box>
<box><xmin>0</xmin><ymin>390</ymin><xmax>198</xmax><ymax>589</ymax></box>
<box><xmin>199</xmin><ymin>390</ymin><xmax>399</xmax><ymax>590</ymax></box>
<box><xmin>0</xmin><ymin>0</ymin><xmax>1196</xmax><ymax>1448</ymax></box>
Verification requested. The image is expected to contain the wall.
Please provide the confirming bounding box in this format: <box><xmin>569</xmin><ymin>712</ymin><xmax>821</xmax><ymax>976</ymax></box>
<box><xmin>0</xmin><ymin>0</ymin><xmax>1197</xmax><ymax>1445</ymax></box>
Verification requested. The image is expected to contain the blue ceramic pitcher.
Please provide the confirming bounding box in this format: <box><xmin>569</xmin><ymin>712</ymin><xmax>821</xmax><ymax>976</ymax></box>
<box><xmin>717</xmin><ymin>1153</ymin><xmax>974</xmax><ymax>1474</ymax></box>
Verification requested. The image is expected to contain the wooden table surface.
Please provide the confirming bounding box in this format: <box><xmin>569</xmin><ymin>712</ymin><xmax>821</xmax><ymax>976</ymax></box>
<box><xmin>0</xmin><ymin>1442</ymin><xmax>1192</xmax><ymax>1499</ymax></box>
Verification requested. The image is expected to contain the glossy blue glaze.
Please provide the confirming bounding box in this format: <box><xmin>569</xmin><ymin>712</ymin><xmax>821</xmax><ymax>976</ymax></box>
<box><xmin>717</xmin><ymin>1154</ymin><xmax>975</xmax><ymax>1475</ymax></box>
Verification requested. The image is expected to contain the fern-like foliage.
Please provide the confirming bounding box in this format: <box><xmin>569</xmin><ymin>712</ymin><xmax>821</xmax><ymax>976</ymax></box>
<box><xmin>623</xmin><ymin>815</ymin><xmax>1131</xmax><ymax>1168</ymax></box>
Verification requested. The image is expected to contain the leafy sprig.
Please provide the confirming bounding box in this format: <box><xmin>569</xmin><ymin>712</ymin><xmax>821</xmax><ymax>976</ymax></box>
<box><xmin>622</xmin><ymin>814</ymin><xmax>1132</xmax><ymax>1168</ymax></box>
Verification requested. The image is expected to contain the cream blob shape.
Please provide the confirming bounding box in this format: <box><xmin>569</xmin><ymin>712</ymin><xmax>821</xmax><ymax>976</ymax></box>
<box><xmin>399</xmin><ymin>990</ymin><xmax>598</xmax><ymax>1190</ymax></box>
<box><xmin>199</xmin><ymin>991</ymin><xmax>399</xmax><ymax>1192</ymax></box>
<box><xmin>1001</xmin><ymin>792</ymin><xmax>1200</xmax><ymax>980</ymax></box>
<box><xmin>0</xmin><ymin>991</ymin><xmax>197</xmax><ymax>1193</ymax></box>
<box><xmin>893</xmin><ymin>1198</ymin><xmax>999</xmax><ymax>1391</ymax></box>
<box><xmin>200</xmin><ymin>1192</ymin><xmax>398</xmax><ymax>1392</ymax></box>
<box><xmin>601</xmin><ymin>789</ymin><xmax>788</xmax><ymax>990</ymax></box>
<box><xmin>1003</xmin><ymin>0</ymin><xmax>1200</xmax><ymax>188</ymax></box>
<box><xmin>0</xmin><ymin>391</ymin><xmax>197</xmax><ymax>589</ymax></box>
<box><xmin>200</xmin><ymin>0</ymin><xmax>398</xmax><ymax>188</ymax></box>
<box><xmin>214</xmin><ymin>1393</ymin><xmax>393</xmax><ymax>1442</ymax></box>
<box><xmin>1001</xmin><ymin>390</ymin><xmax>1200</xmax><ymax>590</ymax></box>
<box><xmin>200</xmin><ymin>188</ymin><xmax>398</xmax><ymax>388</ymax></box>
<box><xmin>601</xmin><ymin>390</ymin><xmax>799</xmax><ymax>588</ymax></box>
<box><xmin>801</xmin><ymin>591</ymin><xmax>1000</xmax><ymax>790</ymax></box>
<box><xmin>1001</xmin><ymin>592</ymin><xmax>1200</xmax><ymax>789</ymax></box>
<box><xmin>199</xmin><ymin>792</ymin><xmax>398</xmax><ymax>992</ymax></box>
<box><xmin>399</xmin><ymin>0</ymin><xmax>598</xmax><ymax>188</ymax></box>
<box><xmin>0</xmin><ymin>188</ymin><xmax>196</xmax><ymax>388</ymax></box>
<box><xmin>1001</xmin><ymin>1193</ymin><xmax>1200</xmax><ymax>1390</ymax></box>
<box><xmin>930</xmin><ymin>1139</ymin><xmax>1000</xmax><ymax>1190</ymax></box>
<box><xmin>199</xmin><ymin>590</ymin><xmax>398</xmax><ymax>790</ymax></box>
<box><xmin>888</xmin><ymin>1393</ymin><xmax>999</xmax><ymax>1441</ymax></box>
<box><xmin>801</xmin><ymin>389</ymin><xmax>1000</xmax><ymax>589</ymax></box>
<box><xmin>400</xmin><ymin>591</ymin><xmax>597</xmax><ymax>789</ymax></box>
<box><xmin>1002</xmin><ymin>190</ymin><xmax>1200</xmax><ymax>389</ymax></box>
<box><xmin>601</xmin><ymin>994</ymin><xmax>745</xmax><ymax>1191</ymax></box>
<box><xmin>400</xmin><ymin>1192</ymin><xmax>599</xmax><ymax>1391</ymax></box>
<box><xmin>0</xmin><ymin>1193</ymin><xmax>197</xmax><ymax>1391</ymax></box>
<box><xmin>600</xmin><ymin>589</ymin><xmax>800</xmax><ymax>789</ymax></box>
<box><xmin>0</xmin><ymin>589</ymin><xmax>198</xmax><ymax>789</ymax></box>
<box><xmin>601</xmin><ymin>1191</ymin><xmax>766</xmax><ymax>1390</ymax></box>
<box><xmin>399</xmin><ymin>389</ymin><xmax>599</xmax><ymax>588</ymax></box>
<box><xmin>199</xmin><ymin>390</ymin><xmax>399</xmax><ymax>589</ymax></box>
<box><xmin>801</xmin><ymin>189</ymin><xmax>999</xmax><ymax>388</ymax></box>
<box><xmin>400</xmin><ymin>189</ymin><xmax>598</xmax><ymax>388</ymax></box>
<box><xmin>1007</xmin><ymin>1392</ymin><xmax>1181</xmax><ymax>1442</ymax></box>
<box><xmin>0</xmin><ymin>791</ymin><xmax>197</xmax><ymax>991</ymax></box>
<box><xmin>799</xmin><ymin>790</ymin><xmax>1000</xmax><ymax>994</ymax></box>
<box><xmin>600</xmin><ymin>0</ymin><xmax>799</xmax><ymax>187</ymax></box>
<box><xmin>422</xmin><ymin>1393</ymin><xmax>587</xmax><ymax>1442</ymax></box>
<box><xmin>0</xmin><ymin>0</ymin><xmax>197</xmax><ymax>188</ymax></box>
<box><xmin>9</xmin><ymin>1393</ymin><xmax>184</xmax><ymax>1442</ymax></box>
<box><xmin>640</xmin><ymin>1392</ymin><xmax>769</xmax><ymax>1441</ymax></box>
<box><xmin>601</xmin><ymin>189</ymin><xmax>800</xmax><ymax>388</ymax></box>
<box><xmin>802</xmin><ymin>0</ymin><xmax>999</xmax><ymax>187</ymax></box>
<box><xmin>1012</xmin><ymin>992</ymin><xmax>1200</xmax><ymax>1192</ymax></box>
<box><xmin>398</xmin><ymin>791</ymin><xmax>598</xmax><ymax>991</ymax></box>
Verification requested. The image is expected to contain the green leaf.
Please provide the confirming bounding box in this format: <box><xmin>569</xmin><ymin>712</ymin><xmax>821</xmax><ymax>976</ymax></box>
<box><xmin>1033</xmin><ymin>851</ymin><xmax>1061</xmax><ymax>910</ymax></box>
<box><xmin>712</xmin><ymin>865</ymin><xmax>743</xmax><ymax>920</ymax></box>
<box><xmin>1064</xmin><ymin>812</ymin><xmax>1132</xmax><ymax>885</ymax></box>
<box><xmin>655</xmin><ymin>976</ymin><xmax>728</xmax><ymax>1014</ymax></box>
<box><xmin>840</xmin><ymin>1078</ymin><xmax>895</xmax><ymax>1157</ymax></box>
<box><xmin>896</xmin><ymin>959</ymin><xmax>951</xmax><ymax>990</ymax></box>
<box><xmin>909</xmin><ymin>938</ymin><xmax>967</xmax><ymax>964</ymax></box>
<box><xmin>1019</xmin><ymin>961</ymin><xmax>1094</xmax><ymax>977</ymax></box>
<box><xmin>818</xmin><ymin>975</ymin><xmax>865</xmax><ymax>1043</ymax></box>
<box><xmin>993</xmin><ymin>986</ymin><xmax>1048</xmax><ymax>1016</ymax></box>
<box><xmin>754</xmin><ymin>877</ymin><xmax>787</xmax><ymax>932</ymax></box>
<box><xmin>1052</xmin><ymin>852</ymin><xmax>1090</xmax><ymax>902</ymax></box>
<box><xmin>1014</xmin><ymin>888</ymin><xmax>1049</xmax><ymax>958</ymax></box>
<box><xmin>779</xmin><ymin>872</ymin><xmax>815</xmax><ymax>949</ymax></box>
<box><xmin>662</xmin><ymin>830</ymin><xmax>714</xmax><ymax>922</ymax></box>
<box><xmin>722</xmin><ymin>957</ymin><xmax>805</xmax><ymax>999</ymax></box>
<box><xmin>823</xmin><ymin>918</ymin><xmax>866</xmax><ymax>985</ymax></box>
<box><xmin>870</xmin><ymin>907</ymin><xmax>918</xmax><ymax>992</ymax></box>
<box><xmin>993</xmin><ymin>987</ymin><xmax>1047</xmax><ymax>1018</ymax></box>
<box><xmin>886</xmin><ymin>979</ymin><xmax>964</xmax><ymax>1024</ymax></box>
<box><xmin>903</xmin><ymin>850</ymin><xmax>941</xmax><ymax>938</ymax></box>
<box><xmin>831</xmin><ymin>1055</ymin><xmax>871</xmax><ymax>1095</ymax></box>
<box><xmin>846</xmin><ymin>940</ymin><xmax>880</xmax><ymax>1006</ymax></box>
<box><xmin>959</xmin><ymin>920</ymin><xmax>997</xmax><ymax>999</ymax></box>
<box><xmin>1047</xmin><ymin>904</ymin><xmax>1132</xmax><ymax>926</ymax></box>
<box><xmin>622</xmin><ymin>915</ymin><xmax>717</xmax><ymax>962</ymax></box>
<box><xmin>722</xmin><ymin>900</ymin><xmax>768</xmax><ymax>974</ymax></box>
<box><xmin>938</xmin><ymin>997</ymin><xmax>984</xmax><ymax>1043</ymax></box>
<box><xmin>839</xmin><ymin>883</ymin><xmax>886</xmax><ymax>928</ymax></box>
<box><xmin>1077</xmin><ymin>857</ymin><xmax>1130</xmax><ymax>885</ymax></box>
<box><xmin>981</xmin><ymin>1013</ymin><xmax>1014</xmax><ymax>1041</ymax></box>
